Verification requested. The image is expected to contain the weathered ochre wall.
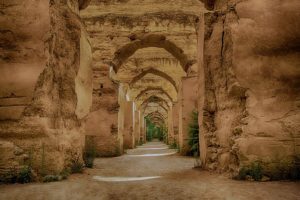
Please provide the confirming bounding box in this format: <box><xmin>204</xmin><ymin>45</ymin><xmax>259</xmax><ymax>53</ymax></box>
<box><xmin>172</xmin><ymin>102</ymin><xmax>180</xmax><ymax>145</ymax></box>
<box><xmin>123</xmin><ymin>101</ymin><xmax>134</xmax><ymax>149</ymax></box>
<box><xmin>0</xmin><ymin>0</ymin><xmax>93</xmax><ymax>177</ymax></box>
<box><xmin>0</xmin><ymin>0</ymin><xmax>49</xmax><ymax>120</ymax></box>
<box><xmin>85</xmin><ymin>60</ymin><xmax>120</xmax><ymax>156</ymax></box>
<box><xmin>80</xmin><ymin>0</ymin><xmax>201</xmax><ymax>155</ymax></box>
<box><xmin>179</xmin><ymin>77</ymin><xmax>198</xmax><ymax>155</ymax></box>
<box><xmin>199</xmin><ymin>0</ymin><xmax>300</xmax><ymax>175</ymax></box>
<box><xmin>167</xmin><ymin>105</ymin><xmax>174</xmax><ymax>144</ymax></box>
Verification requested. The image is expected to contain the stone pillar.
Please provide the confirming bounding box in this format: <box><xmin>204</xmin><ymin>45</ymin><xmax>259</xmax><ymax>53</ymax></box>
<box><xmin>172</xmin><ymin>102</ymin><xmax>180</xmax><ymax>145</ymax></box>
<box><xmin>144</xmin><ymin>118</ymin><xmax>147</xmax><ymax>142</ymax></box>
<box><xmin>133</xmin><ymin>104</ymin><xmax>140</xmax><ymax>146</ymax></box>
<box><xmin>117</xmin><ymin>84</ymin><xmax>127</xmax><ymax>154</ymax></box>
<box><xmin>123</xmin><ymin>101</ymin><xmax>134</xmax><ymax>149</ymax></box>
<box><xmin>167</xmin><ymin>105</ymin><xmax>174</xmax><ymax>144</ymax></box>
<box><xmin>0</xmin><ymin>0</ymin><xmax>93</xmax><ymax>175</ymax></box>
<box><xmin>140</xmin><ymin>113</ymin><xmax>145</xmax><ymax>143</ymax></box>
<box><xmin>197</xmin><ymin>12</ymin><xmax>206</xmax><ymax>165</ymax></box>
<box><xmin>179</xmin><ymin>77</ymin><xmax>198</xmax><ymax>155</ymax></box>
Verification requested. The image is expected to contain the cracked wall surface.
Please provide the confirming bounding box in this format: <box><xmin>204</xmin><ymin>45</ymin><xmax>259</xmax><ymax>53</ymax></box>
<box><xmin>199</xmin><ymin>0</ymin><xmax>300</xmax><ymax>175</ymax></box>
<box><xmin>0</xmin><ymin>0</ymin><xmax>93</xmax><ymax>178</ymax></box>
<box><xmin>81</xmin><ymin>0</ymin><xmax>202</xmax><ymax>154</ymax></box>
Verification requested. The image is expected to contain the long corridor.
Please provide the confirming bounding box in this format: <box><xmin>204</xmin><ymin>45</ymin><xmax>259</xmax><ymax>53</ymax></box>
<box><xmin>1</xmin><ymin>141</ymin><xmax>300</xmax><ymax>200</ymax></box>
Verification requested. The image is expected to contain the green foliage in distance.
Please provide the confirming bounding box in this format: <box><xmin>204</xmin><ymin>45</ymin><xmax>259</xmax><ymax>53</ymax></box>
<box><xmin>187</xmin><ymin>110</ymin><xmax>200</xmax><ymax>157</ymax></box>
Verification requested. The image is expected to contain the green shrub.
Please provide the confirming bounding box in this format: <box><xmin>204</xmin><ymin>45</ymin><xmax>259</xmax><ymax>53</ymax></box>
<box><xmin>237</xmin><ymin>159</ymin><xmax>300</xmax><ymax>181</ymax></box>
<box><xmin>41</xmin><ymin>169</ymin><xmax>70</xmax><ymax>183</ymax></box>
<box><xmin>236</xmin><ymin>161</ymin><xmax>264</xmax><ymax>181</ymax></box>
<box><xmin>43</xmin><ymin>175</ymin><xmax>61</xmax><ymax>183</ymax></box>
<box><xmin>169</xmin><ymin>141</ymin><xmax>178</xmax><ymax>149</ymax></box>
<box><xmin>249</xmin><ymin>161</ymin><xmax>263</xmax><ymax>181</ymax></box>
<box><xmin>17</xmin><ymin>166</ymin><xmax>33</xmax><ymax>184</ymax></box>
<box><xmin>187</xmin><ymin>110</ymin><xmax>199</xmax><ymax>157</ymax></box>
<box><xmin>83</xmin><ymin>137</ymin><xmax>97</xmax><ymax>168</ymax></box>
<box><xmin>139</xmin><ymin>140</ymin><xmax>144</xmax><ymax>146</ymax></box>
<box><xmin>236</xmin><ymin>166</ymin><xmax>248</xmax><ymax>180</ymax></box>
<box><xmin>145</xmin><ymin>117</ymin><xmax>155</xmax><ymax>141</ymax></box>
<box><xmin>60</xmin><ymin>168</ymin><xmax>71</xmax><ymax>180</ymax></box>
<box><xmin>267</xmin><ymin>158</ymin><xmax>300</xmax><ymax>180</ymax></box>
<box><xmin>40</xmin><ymin>143</ymin><xmax>46</xmax><ymax>177</ymax></box>
<box><xmin>235</xmin><ymin>161</ymin><xmax>264</xmax><ymax>181</ymax></box>
<box><xmin>0</xmin><ymin>167</ymin><xmax>18</xmax><ymax>183</ymax></box>
<box><xmin>70</xmin><ymin>154</ymin><xmax>84</xmax><ymax>174</ymax></box>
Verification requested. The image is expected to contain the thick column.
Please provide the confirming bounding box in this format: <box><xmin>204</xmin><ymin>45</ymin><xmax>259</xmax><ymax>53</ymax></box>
<box><xmin>197</xmin><ymin>12</ymin><xmax>206</xmax><ymax>165</ymax></box>
<box><xmin>144</xmin><ymin>118</ymin><xmax>147</xmax><ymax>142</ymax></box>
<box><xmin>179</xmin><ymin>77</ymin><xmax>198</xmax><ymax>155</ymax></box>
<box><xmin>117</xmin><ymin>84</ymin><xmax>127</xmax><ymax>154</ymax></box>
<box><xmin>0</xmin><ymin>0</ymin><xmax>93</xmax><ymax>175</ymax></box>
<box><xmin>167</xmin><ymin>105</ymin><xmax>174</xmax><ymax>144</ymax></box>
<box><xmin>139</xmin><ymin>113</ymin><xmax>146</xmax><ymax>143</ymax></box>
<box><xmin>172</xmin><ymin>102</ymin><xmax>180</xmax><ymax>146</ymax></box>
<box><xmin>133</xmin><ymin>104</ymin><xmax>141</xmax><ymax>146</ymax></box>
<box><xmin>123</xmin><ymin>101</ymin><xmax>134</xmax><ymax>149</ymax></box>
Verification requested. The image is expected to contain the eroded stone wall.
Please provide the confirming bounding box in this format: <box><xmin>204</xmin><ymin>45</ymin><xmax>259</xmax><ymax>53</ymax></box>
<box><xmin>81</xmin><ymin>0</ymin><xmax>202</xmax><ymax>155</ymax></box>
<box><xmin>179</xmin><ymin>77</ymin><xmax>198</xmax><ymax>155</ymax></box>
<box><xmin>199</xmin><ymin>0</ymin><xmax>300</xmax><ymax>175</ymax></box>
<box><xmin>0</xmin><ymin>0</ymin><xmax>93</xmax><ymax>178</ymax></box>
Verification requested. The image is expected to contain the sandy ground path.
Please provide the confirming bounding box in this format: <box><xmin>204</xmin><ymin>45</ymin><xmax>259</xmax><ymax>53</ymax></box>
<box><xmin>1</xmin><ymin>141</ymin><xmax>300</xmax><ymax>200</ymax></box>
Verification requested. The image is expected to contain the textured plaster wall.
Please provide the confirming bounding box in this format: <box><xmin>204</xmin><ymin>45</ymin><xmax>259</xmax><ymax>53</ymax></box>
<box><xmin>199</xmin><ymin>0</ymin><xmax>300</xmax><ymax>174</ymax></box>
<box><xmin>0</xmin><ymin>0</ymin><xmax>93</xmax><ymax>177</ymax></box>
<box><xmin>179</xmin><ymin>77</ymin><xmax>198</xmax><ymax>155</ymax></box>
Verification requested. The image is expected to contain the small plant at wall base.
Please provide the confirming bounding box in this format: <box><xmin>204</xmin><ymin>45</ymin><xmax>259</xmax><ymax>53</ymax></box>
<box><xmin>146</xmin><ymin>117</ymin><xmax>155</xmax><ymax>141</ymax></box>
<box><xmin>169</xmin><ymin>139</ymin><xmax>178</xmax><ymax>149</ymax></box>
<box><xmin>236</xmin><ymin>161</ymin><xmax>266</xmax><ymax>181</ymax></box>
<box><xmin>18</xmin><ymin>147</ymin><xmax>35</xmax><ymax>183</ymax></box>
<box><xmin>157</xmin><ymin>125</ymin><xmax>167</xmax><ymax>142</ymax></box>
<box><xmin>69</xmin><ymin>152</ymin><xmax>84</xmax><ymax>174</ymax></box>
<box><xmin>187</xmin><ymin>110</ymin><xmax>200</xmax><ymax>157</ymax></box>
<box><xmin>42</xmin><ymin>168</ymin><xmax>71</xmax><ymax>183</ymax></box>
<box><xmin>235</xmin><ymin>159</ymin><xmax>300</xmax><ymax>181</ymax></box>
<box><xmin>0</xmin><ymin>148</ymin><xmax>35</xmax><ymax>184</ymax></box>
<box><xmin>83</xmin><ymin>136</ymin><xmax>97</xmax><ymax>168</ymax></box>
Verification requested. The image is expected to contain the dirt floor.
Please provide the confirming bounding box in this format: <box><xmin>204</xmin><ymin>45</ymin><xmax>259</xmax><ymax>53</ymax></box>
<box><xmin>1</xmin><ymin>141</ymin><xmax>300</xmax><ymax>200</ymax></box>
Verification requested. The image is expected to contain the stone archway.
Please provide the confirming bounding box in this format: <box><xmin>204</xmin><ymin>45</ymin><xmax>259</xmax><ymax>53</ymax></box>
<box><xmin>135</xmin><ymin>87</ymin><xmax>174</xmax><ymax>103</ymax></box>
<box><xmin>130</xmin><ymin>68</ymin><xmax>178</xmax><ymax>92</ymax></box>
<box><xmin>140</xmin><ymin>96</ymin><xmax>170</xmax><ymax>110</ymax></box>
<box><xmin>111</xmin><ymin>34</ymin><xmax>195</xmax><ymax>72</ymax></box>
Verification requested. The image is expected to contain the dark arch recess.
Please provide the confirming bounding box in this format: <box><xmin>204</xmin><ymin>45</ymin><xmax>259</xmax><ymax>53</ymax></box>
<box><xmin>112</xmin><ymin>34</ymin><xmax>195</xmax><ymax>72</ymax></box>
<box><xmin>146</xmin><ymin>111</ymin><xmax>166</xmax><ymax>120</ymax></box>
<box><xmin>144</xmin><ymin>107</ymin><xmax>168</xmax><ymax>121</ymax></box>
<box><xmin>79</xmin><ymin>0</ymin><xmax>92</xmax><ymax>10</ymax></box>
<box><xmin>135</xmin><ymin>87</ymin><xmax>173</xmax><ymax>102</ymax></box>
<box><xmin>136</xmin><ymin>91</ymin><xmax>171</xmax><ymax>106</ymax></box>
<box><xmin>130</xmin><ymin>68</ymin><xmax>178</xmax><ymax>92</ymax></box>
<box><xmin>145</xmin><ymin>102</ymin><xmax>168</xmax><ymax>112</ymax></box>
<box><xmin>141</xmin><ymin>96</ymin><xmax>170</xmax><ymax>111</ymax></box>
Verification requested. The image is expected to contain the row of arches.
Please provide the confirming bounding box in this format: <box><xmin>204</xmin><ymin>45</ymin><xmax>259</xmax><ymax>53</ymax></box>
<box><xmin>111</xmin><ymin>32</ymin><xmax>199</xmax><ymax>152</ymax></box>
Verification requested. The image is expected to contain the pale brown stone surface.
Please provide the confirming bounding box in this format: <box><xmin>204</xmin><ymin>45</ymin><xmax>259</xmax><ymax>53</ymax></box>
<box><xmin>81</xmin><ymin>0</ymin><xmax>201</xmax><ymax>155</ymax></box>
<box><xmin>0</xmin><ymin>0</ymin><xmax>299</xmax><ymax>187</ymax></box>
<box><xmin>198</xmin><ymin>0</ymin><xmax>300</xmax><ymax>174</ymax></box>
<box><xmin>0</xmin><ymin>0</ymin><xmax>93</xmax><ymax>176</ymax></box>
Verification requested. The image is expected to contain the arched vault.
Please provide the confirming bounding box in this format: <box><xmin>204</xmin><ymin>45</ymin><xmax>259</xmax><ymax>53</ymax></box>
<box><xmin>79</xmin><ymin>0</ymin><xmax>91</xmax><ymax>10</ymax></box>
<box><xmin>111</xmin><ymin>34</ymin><xmax>195</xmax><ymax>72</ymax></box>
<box><xmin>140</xmin><ymin>95</ymin><xmax>169</xmax><ymax>108</ymax></box>
<box><xmin>136</xmin><ymin>92</ymin><xmax>171</xmax><ymax>108</ymax></box>
<box><xmin>130</xmin><ymin>68</ymin><xmax>178</xmax><ymax>92</ymax></box>
<box><xmin>143</xmin><ymin>101</ymin><xmax>168</xmax><ymax>112</ymax></box>
<box><xmin>135</xmin><ymin>87</ymin><xmax>174</xmax><ymax>102</ymax></box>
<box><xmin>144</xmin><ymin>103</ymin><xmax>168</xmax><ymax>117</ymax></box>
<box><xmin>146</xmin><ymin>111</ymin><xmax>166</xmax><ymax>120</ymax></box>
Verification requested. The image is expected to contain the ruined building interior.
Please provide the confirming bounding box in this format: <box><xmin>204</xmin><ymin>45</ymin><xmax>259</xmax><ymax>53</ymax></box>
<box><xmin>0</xmin><ymin>0</ymin><xmax>299</xmax><ymax>199</ymax></box>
